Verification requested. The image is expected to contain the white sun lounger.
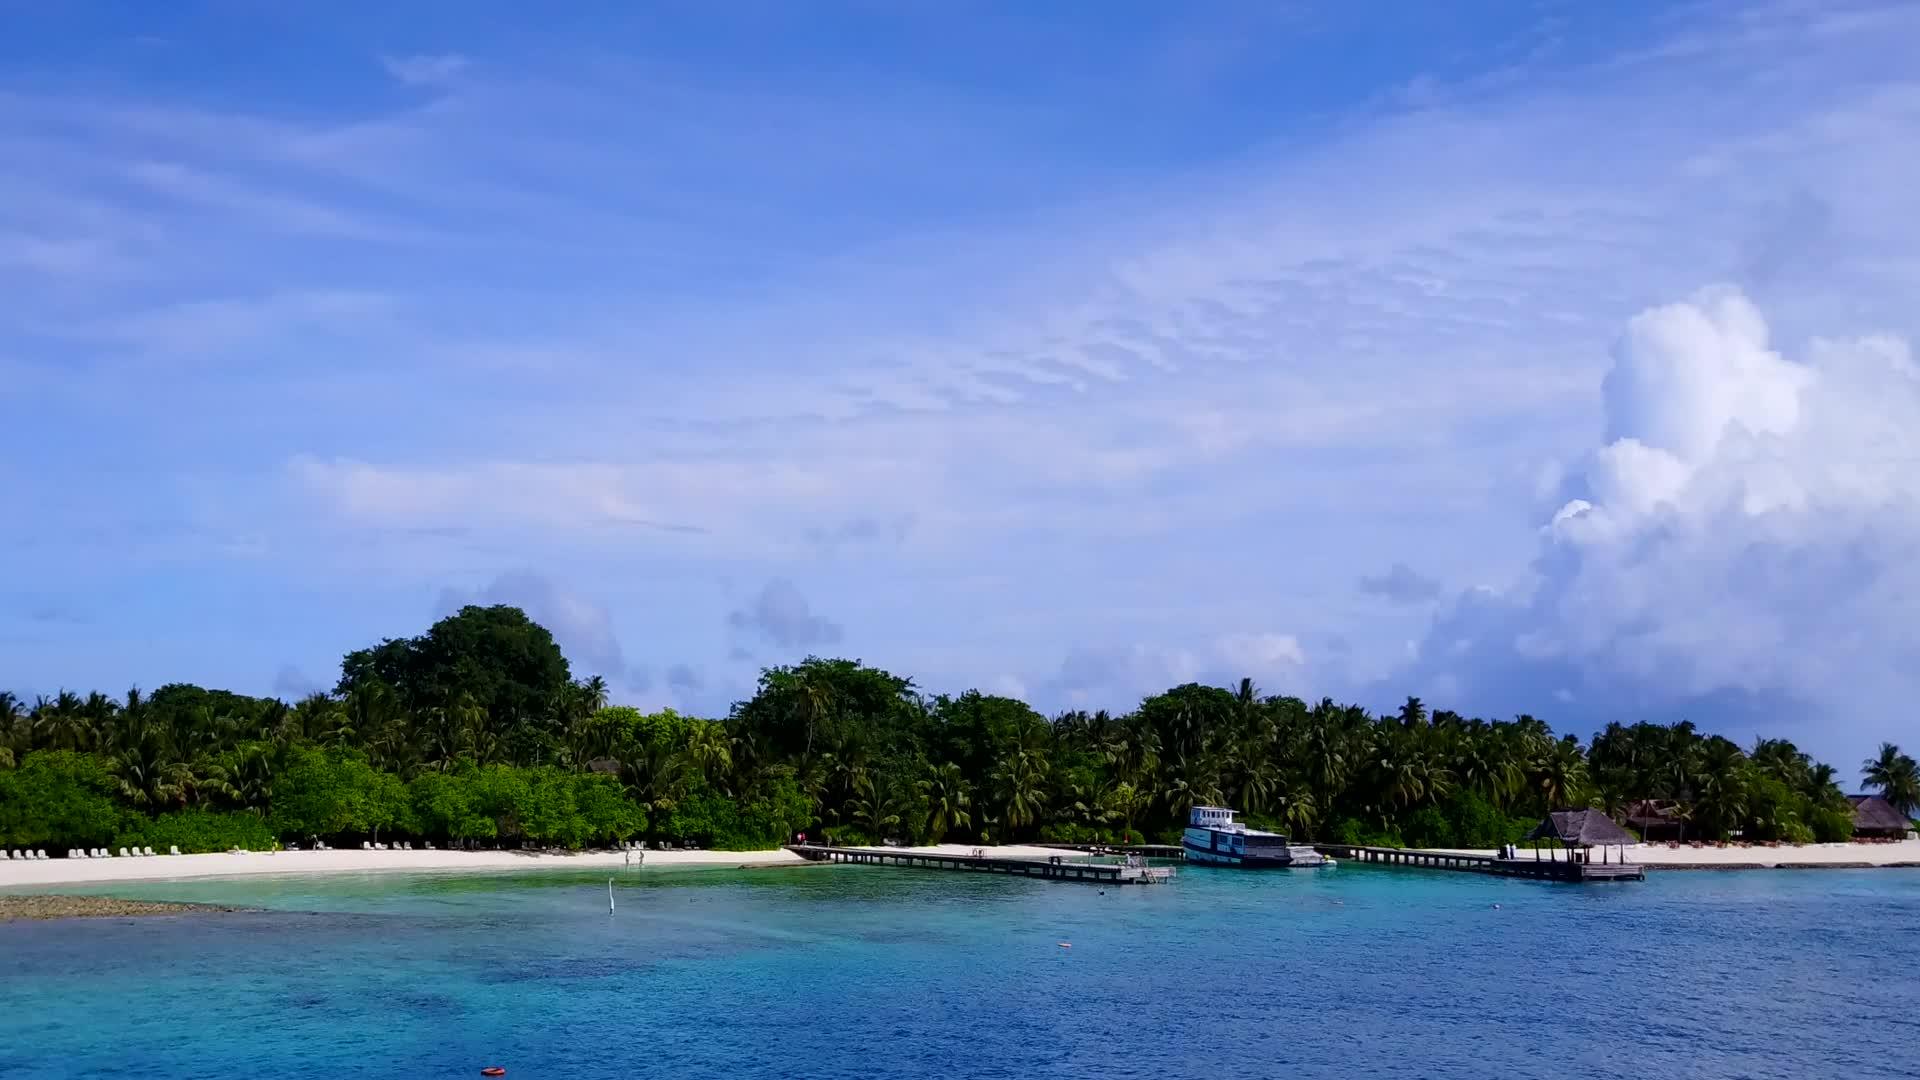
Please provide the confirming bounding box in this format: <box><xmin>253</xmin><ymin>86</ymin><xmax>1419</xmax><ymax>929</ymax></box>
<box><xmin>169</xmin><ymin>846</ymin><xmax>181</xmax><ymax>855</ymax></box>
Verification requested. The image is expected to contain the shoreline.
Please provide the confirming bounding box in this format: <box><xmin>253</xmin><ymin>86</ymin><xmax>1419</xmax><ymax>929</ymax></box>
<box><xmin>1432</xmin><ymin>840</ymin><xmax>1920</xmax><ymax>870</ymax></box>
<box><xmin>4</xmin><ymin>839</ymin><xmax>1914</xmax><ymax>892</ymax></box>
<box><xmin>0</xmin><ymin>846</ymin><xmax>808</xmax><ymax>890</ymax></box>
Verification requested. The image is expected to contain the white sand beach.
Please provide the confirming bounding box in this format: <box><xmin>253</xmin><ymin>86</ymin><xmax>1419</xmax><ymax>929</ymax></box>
<box><xmin>0</xmin><ymin>842</ymin><xmax>1100</xmax><ymax>890</ymax></box>
<box><xmin>1440</xmin><ymin>840</ymin><xmax>1920</xmax><ymax>868</ymax></box>
<box><xmin>8</xmin><ymin>838</ymin><xmax>1913</xmax><ymax>891</ymax></box>
<box><xmin>0</xmin><ymin>846</ymin><xmax>808</xmax><ymax>890</ymax></box>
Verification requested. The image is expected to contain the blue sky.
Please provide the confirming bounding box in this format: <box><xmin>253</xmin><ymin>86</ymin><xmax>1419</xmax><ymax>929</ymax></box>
<box><xmin>5</xmin><ymin>1</ymin><xmax>1920</xmax><ymax>774</ymax></box>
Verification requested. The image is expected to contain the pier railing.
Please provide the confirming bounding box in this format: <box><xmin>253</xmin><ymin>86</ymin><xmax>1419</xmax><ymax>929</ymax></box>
<box><xmin>785</xmin><ymin>844</ymin><xmax>1172</xmax><ymax>885</ymax></box>
<box><xmin>1312</xmin><ymin>843</ymin><xmax>1644</xmax><ymax>882</ymax></box>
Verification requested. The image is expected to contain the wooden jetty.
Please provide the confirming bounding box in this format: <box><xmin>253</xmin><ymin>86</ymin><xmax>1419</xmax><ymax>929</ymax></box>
<box><xmin>1312</xmin><ymin>843</ymin><xmax>1644</xmax><ymax>882</ymax></box>
<box><xmin>1033</xmin><ymin>842</ymin><xmax>1186</xmax><ymax>860</ymax></box>
<box><xmin>785</xmin><ymin>844</ymin><xmax>1174</xmax><ymax>885</ymax></box>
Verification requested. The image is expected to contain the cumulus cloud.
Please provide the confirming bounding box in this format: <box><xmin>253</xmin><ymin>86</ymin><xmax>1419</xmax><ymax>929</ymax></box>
<box><xmin>726</xmin><ymin>579</ymin><xmax>842</xmax><ymax>649</ymax></box>
<box><xmin>1358</xmin><ymin>563</ymin><xmax>1442</xmax><ymax>605</ymax></box>
<box><xmin>1401</xmin><ymin>286</ymin><xmax>1920</xmax><ymax>757</ymax></box>
<box><xmin>1038</xmin><ymin>631</ymin><xmax>1308</xmax><ymax>710</ymax></box>
<box><xmin>438</xmin><ymin>570</ymin><xmax>628</xmax><ymax>679</ymax></box>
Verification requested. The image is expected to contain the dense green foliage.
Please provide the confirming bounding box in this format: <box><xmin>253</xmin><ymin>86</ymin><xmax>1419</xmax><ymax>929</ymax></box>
<box><xmin>2</xmin><ymin>604</ymin><xmax>1915</xmax><ymax>852</ymax></box>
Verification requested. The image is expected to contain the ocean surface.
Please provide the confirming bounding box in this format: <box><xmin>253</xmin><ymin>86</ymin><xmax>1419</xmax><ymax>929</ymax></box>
<box><xmin>5</xmin><ymin>862</ymin><xmax>1919</xmax><ymax>1080</ymax></box>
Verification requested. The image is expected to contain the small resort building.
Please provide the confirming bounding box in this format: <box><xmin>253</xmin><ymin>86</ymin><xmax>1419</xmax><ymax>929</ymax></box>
<box><xmin>1523</xmin><ymin>809</ymin><xmax>1639</xmax><ymax>865</ymax></box>
<box><xmin>1622</xmin><ymin>800</ymin><xmax>1685</xmax><ymax>842</ymax></box>
<box><xmin>1847</xmin><ymin>795</ymin><xmax>1915</xmax><ymax>839</ymax></box>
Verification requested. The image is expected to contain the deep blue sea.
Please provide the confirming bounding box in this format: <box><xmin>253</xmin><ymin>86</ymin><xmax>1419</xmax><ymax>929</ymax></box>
<box><xmin>5</xmin><ymin>863</ymin><xmax>1919</xmax><ymax>1080</ymax></box>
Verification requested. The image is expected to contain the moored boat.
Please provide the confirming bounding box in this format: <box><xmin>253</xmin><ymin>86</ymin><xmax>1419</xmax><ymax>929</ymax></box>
<box><xmin>1181</xmin><ymin>806</ymin><xmax>1332</xmax><ymax>868</ymax></box>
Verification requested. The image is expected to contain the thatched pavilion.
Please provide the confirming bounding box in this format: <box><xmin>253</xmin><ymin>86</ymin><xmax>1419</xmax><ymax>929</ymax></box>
<box><xmin>1520</xmin><ymin>809</ymin><xmax>1639</xmax><ymax>866</ymax></box>
<box><xmin>1848</xmin><ymin>795</ymin><xmax>1915</xmax><ymax>839</ymax></box>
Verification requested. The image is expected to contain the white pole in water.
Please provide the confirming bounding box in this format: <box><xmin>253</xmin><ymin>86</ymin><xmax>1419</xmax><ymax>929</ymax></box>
<box><xmin>608</xmin><ymin>878</ymin><xmax>615</xmax><ymax>915</ymax></box>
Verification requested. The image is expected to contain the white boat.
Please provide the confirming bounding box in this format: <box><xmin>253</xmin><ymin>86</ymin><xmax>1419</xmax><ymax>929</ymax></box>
<box><xmin>1181</xmin><ymin>805</ymin><xmax>1333</xmax><ymax>868</ymax></box>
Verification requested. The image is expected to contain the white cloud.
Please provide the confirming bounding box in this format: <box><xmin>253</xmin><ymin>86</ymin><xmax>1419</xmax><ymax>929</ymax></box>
<box><xmin>1040</xmin><ymin>631</ymin><xmax>1308</xmax><ymax>709</ymax></box>
<box><xmin>726</xmin><ymin>580</ymin><xmax>843</xmax><ymax>650</ymax></box>
<box><xmin>1215</xmin><ymin>632</ymin><xmax>1307</xmax><ymax>672</ymax></box>
<box><xmin>1406</xmin><ymin>286</ymin><xmax>1920</xmax><ymax>760</ymax></box>
<box><xmin>437</xmin><ymin>570</ymin><xmax>630</xmax><ymax>680</ymax></box>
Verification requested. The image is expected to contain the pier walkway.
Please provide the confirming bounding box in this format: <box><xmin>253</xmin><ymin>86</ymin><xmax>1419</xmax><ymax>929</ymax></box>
<box><xmin>1312</xmin><ymin>843</ymin><xmax>1644</xmax><ymax>882</ymax></box>
<box><xmin>1032</xmin><ymin>842</ymin><xmax>1186</xmax><ymax>859</ymax></box>
<box><xmin>785</xmin><ymin>844</ymin><xmax>1174</xmax><ymax>885</ymax></box>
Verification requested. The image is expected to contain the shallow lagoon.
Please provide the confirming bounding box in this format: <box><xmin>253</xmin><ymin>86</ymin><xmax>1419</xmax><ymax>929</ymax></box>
<box><xmin>5</xmin><ymin>864</ymin><xmax>1918</xmax><ymax>1079</ymax></box>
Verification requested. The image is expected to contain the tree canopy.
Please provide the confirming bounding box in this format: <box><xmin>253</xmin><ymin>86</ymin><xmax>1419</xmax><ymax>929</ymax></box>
<box><xmin>2</xmin><ymin>608</ymin><xmax>1913</xmax><ymax>853</ymax></box>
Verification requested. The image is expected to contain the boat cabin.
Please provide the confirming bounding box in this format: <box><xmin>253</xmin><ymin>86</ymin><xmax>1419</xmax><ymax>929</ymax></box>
<box><xmin>1189</xmin><ymin>806</ymin><xmax>1245</xmax><ymax>832</ymax></box>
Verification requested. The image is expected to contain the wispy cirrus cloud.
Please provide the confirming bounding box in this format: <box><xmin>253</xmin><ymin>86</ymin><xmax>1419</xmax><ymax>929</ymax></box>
<box><xmin>3</xmin><ymin>2</ymin><xmax>1919</xmax><ymax>770</ymax></box>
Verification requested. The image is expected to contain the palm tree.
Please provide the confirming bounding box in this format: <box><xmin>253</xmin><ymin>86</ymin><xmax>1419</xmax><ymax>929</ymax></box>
<box><xmin>792</xmin><ymin>672</ymin><xmax>834</xmax><ymax>758</ymax></box>
<box><xmin>917</xmin><ymin>762</ymin><xmax>972</xmax><ymax>843</ymax></box>
<box><xmin>581</xmin><ymin>675</ymin><xmax>610</xmax><ymax>712</ymax></box>
<box><xmin>845</xmin><ymin>773</ymin><xmax>904</xmax><ymax>841</ymax></box>
<box><xmin>1804</xmin><ymin>762</ymin><xmax>1847</xmax><ymax>809</ymax></box>
<box><xmin>992</xmin><ymin>748</ymin><xmax>1049</xmax><ymax>835</ymax></box>
<box><xmin>0</xmin><ymin>690</ymin><xmax>24</xmax><ymax>765</ymax></box>
<box><xmin>1100</xmin><ymin>780</ymin><xmax>1153</xmax><ymax>842</ymax></box>
<box><xmin>1531</xmin><ymin>737</ymin><xmax>1589</xmax><ymax>811</ymax></box>
<box><xmin>1862</xmin><ymin>743</ymin><xmax>1920</xmax><ymax>817</ymax></box>
<box><xmin>1692</xmin><ymin>739</ymin><xmax>1751</xmax><ymax>839</ymax></box>
<box><xmin>684</xmin><ymin>721</ymin><xmax>733</xmax><ymax>789</ymax></box>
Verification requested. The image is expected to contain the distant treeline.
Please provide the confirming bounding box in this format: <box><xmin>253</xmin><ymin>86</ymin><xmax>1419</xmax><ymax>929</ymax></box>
<box><xmin>3</xmin><ymin>605</ymin><xmax>1917</xmax><ymax>854</ymax></box>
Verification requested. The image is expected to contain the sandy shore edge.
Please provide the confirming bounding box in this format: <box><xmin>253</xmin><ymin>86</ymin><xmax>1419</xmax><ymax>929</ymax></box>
<box><xmin>0</xmin><ymin>846</ymin><xmax>809</xmax><ymax>890</ymax></box>
<box><xmin>5</xmin><ymin>838</ymin><xmax>1914</xmax><ymax>891</ymax></box>
<box><xmin>1432</xmin><ymin>839</ymin><xmax>1920</xmax><ymax>868</ymax></box>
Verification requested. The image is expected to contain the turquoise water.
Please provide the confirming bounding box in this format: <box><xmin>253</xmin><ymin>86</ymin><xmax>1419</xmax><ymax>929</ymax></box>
<box><xmin>5</xmin><ymin>864</ymin><xmax>1919</xmax><ymax>1079</ymax></box>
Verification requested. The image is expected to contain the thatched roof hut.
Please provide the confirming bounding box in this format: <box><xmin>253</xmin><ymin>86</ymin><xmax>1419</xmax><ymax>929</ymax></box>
<box><xmin>1848</xmin><ymin>795</ymin><xmax>1914</xmax><ymax>838</ymax></box>
<box><xmin>1622</xmin><ymin>800</ymin><xmax>1684</xmax><ymax>841</ymax></box>
<box><xmin>1528</xmin><ymin>809</ymin><xmax>1638</xmax><ymax>848</ymax></box>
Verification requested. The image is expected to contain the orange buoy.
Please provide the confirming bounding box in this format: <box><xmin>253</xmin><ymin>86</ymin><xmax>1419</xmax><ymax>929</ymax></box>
<box><xmin>481</xmin><ymin>1069</ymin><xmax>506</xmax><ymax>1077</ymax></box>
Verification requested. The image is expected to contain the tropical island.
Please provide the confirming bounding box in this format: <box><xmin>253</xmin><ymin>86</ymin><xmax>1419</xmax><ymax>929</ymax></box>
<box><xmin>3</xmin><ymin>604</ymin><xmax>1916</xmax><ymax>862</ymax></box>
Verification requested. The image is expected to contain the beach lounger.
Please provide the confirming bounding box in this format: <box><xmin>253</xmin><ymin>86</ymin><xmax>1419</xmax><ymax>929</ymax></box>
<box><xmin>362</xmin><ymin>841</ymin><xmax>372</xmax><ymax>850</ymax></box>
<box><xmin>35</xmin><ymin>850</ymin><xmax>47</xmax><ymax>859</ymax></box>
<box><xmin>143</xmin><ymin>846</ymin><xmax>155</xmax><ymax>856</ymax></box>
<box><xmin>169</xmin><ymin>846</ymin><xmax>181</xmax><ymax>855</ymax></box>
<box><xmin>118</xmin><ymin>847</ymin><xmax>130</xmax><ymax>858</ymax></box>
<box><xmin>0</xmin><ymin>850</ymin><xmax>9</xmax><ymax>860</ymax></box>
